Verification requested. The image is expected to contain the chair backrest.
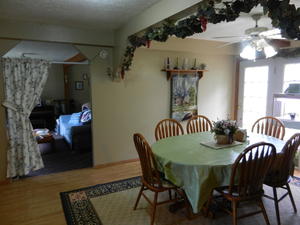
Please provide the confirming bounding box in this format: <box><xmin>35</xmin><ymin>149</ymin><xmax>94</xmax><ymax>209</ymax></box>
<box><xmin>229</xmin><ymin>142</ymin><xmax>276</xmax><ymax>198</ymax></box>
<box><xmin>133</xmin><ymin>133</ymin><xmax>162</xmax><ymax>188</ymax></box>
<box><xmin>186</xmin><ymin>115</ymin><xmax>212</xmax><ymax>134</ymax></box>
<box><xmin>251</xmin><ymin>116</ymin><xmax>285</xmax><ymax>140</ymax></box>
<box><xmin>275</xmin><ymin>133</ymin><xmax>300</xmax><ymax>181</ymax></box>
<box><xmin>155</xmin><ymin>119</ymin><xmax>184</xmax><ymax>141</ymax></box>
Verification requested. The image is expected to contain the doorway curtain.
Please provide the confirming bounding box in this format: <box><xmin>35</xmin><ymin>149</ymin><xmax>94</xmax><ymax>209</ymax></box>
<box><xmin>1</xmin><ymin>58</ymin><xmax>50</xmax><ymax>177</ymax></box>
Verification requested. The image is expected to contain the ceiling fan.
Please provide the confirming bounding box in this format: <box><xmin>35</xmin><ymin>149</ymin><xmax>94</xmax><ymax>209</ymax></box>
<box><xmin>213</xmin><ymin>13</ymin><xmax>289</xmax><ymax>49</ymax></box>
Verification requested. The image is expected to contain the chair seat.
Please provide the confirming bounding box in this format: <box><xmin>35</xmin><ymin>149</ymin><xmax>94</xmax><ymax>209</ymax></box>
<box><xmin>215</xmin><ymin>186</ymin><xmax>264</xmax><ymax>200</ymax></box>
<box><xmin>264</xmin><ymin>175</ymin><xmax>292</xmax><ymax>187</ymax></box>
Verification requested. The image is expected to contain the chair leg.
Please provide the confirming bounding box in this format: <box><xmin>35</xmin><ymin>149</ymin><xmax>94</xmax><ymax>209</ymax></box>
<box><xmin>151</xmin><ymin>192</ymin><xmax>158</xmax><ymax>225</ymax></box>
<box><xmin>133</xmin><ymin>184</ymin><xmax>144</xmax><ymax>210</ymax></box>
<box><xmin>168</xmin><ymin>189</ymin><xmax>172</xmax><ymax>200</ymax></box>
<box><xmin>232</xmin><ymin>200</ymin><xmax>238</xmax><ymax>225</ymax></box>
<box><xmin>273</xmin><ymin>187</ymin><xmax>281</xmax><ymax>225</ymax></box>
<box><xmin>286</xmin><ymin>183</ymin><xmax>297</xmax><ymax>213</ymax></box>
<box><xmin>258</xmin><ymin>198</ymin><xmax>270</xmax><ymax>225</ymax></box>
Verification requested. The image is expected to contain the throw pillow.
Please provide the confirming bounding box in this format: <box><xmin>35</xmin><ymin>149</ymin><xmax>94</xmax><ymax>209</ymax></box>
<box><xmin>80</xmin><ymin>110</ymin><xmax>92</xmax><ymax>124</ymax></box>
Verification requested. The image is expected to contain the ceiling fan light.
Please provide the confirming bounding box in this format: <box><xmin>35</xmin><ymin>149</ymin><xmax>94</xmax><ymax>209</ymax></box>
<box><xmin>264</xmin><ymin>46</ymin><xmax>277</xmax><ymax>58</ymax></box>
<box><xmin>240</xmin><ymin>45</ymin><xmax>256</xmax><ymax>60</ymax></box>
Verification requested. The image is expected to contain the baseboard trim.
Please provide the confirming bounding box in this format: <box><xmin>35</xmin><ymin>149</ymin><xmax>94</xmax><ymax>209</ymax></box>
<box><xmin>93</xmin><ymin>158</ymin><xmax>139</xmax><ymax>169</ymax></box>
<box><xmin>0</xmin><ymin>178</ymin><xmax>11</xmax><ymax>185</ymax></box>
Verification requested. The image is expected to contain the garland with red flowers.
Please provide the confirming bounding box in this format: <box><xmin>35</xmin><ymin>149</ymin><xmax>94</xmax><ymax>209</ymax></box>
<box><xmin>119</xmin><ymin>0</ymin><xmax>300</xmax><ymax>79</ymax></box>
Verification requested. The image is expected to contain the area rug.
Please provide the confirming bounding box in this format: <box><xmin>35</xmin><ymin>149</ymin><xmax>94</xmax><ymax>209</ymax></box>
<box><xmin>60</xmin><ymin>177</ymin><xmax>300</xmax><ymax>225</ymax></box>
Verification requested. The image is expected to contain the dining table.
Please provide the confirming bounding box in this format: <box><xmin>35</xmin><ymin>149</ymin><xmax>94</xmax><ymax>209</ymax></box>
<box><xmin>151</xmin><ymin>131</ymin><xmax>286</xmax><ymax>214</ymax></box>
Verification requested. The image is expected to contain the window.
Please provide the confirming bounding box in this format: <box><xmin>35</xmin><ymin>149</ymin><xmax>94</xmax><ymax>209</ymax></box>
<box><xmin>283</xmin><ymin>63</ymin><xmax>300</xmax><ymax>92</ymax></box>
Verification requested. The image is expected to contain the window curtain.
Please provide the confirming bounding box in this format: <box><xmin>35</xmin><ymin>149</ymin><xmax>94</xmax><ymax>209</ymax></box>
<box><xmin>1</xmin><ymin>58</ymin><xmax>50</xmax><ymax>177</ymax></box>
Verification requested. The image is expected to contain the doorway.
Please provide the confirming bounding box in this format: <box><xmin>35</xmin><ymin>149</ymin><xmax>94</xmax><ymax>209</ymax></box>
<box><xmin>238</xmin><ymin>60</ymin><xmax>272</xmax><ymax>129</ymax></box>
<box><xmin>4</xmin><ymin>40</ymin><xmax>94</xmax><ymax>177</ymax></box>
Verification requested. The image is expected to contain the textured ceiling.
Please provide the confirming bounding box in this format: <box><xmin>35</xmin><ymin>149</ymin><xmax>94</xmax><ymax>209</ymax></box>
<box><xmin>4</xmin><ymin>41</ymin><xmax>79</xmax><ymax>61</ymax></box>
<box><xmin>0</xmin><ymin>0</ymin><xmax>161</xmax><ymax>30</ymax></box>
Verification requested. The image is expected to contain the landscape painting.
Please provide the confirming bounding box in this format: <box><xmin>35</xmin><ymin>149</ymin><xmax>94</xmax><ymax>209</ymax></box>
<box><xmin>171</xmin><ymin>74</ymin><xmax>199</xmax><ymax>121</ymax></box>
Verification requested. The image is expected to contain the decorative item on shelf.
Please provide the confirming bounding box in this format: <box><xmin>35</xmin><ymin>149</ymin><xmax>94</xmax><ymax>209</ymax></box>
<box><xmin>164</xmin><ymin>57</ymin><xmax>171</xmax><ymax>69</ymax></box>
<box><xmin>191</xmin><ymin>58</ymin><xmax>197</xmax><ymax>70</ymax></box>
<box><xmin>182</xmin><ymin>58</ymin><xmax>189</xmax><ymax>70</ymax></box>
<box><xmin>289</xmin><ymin>112</ymin><xmax>296</xmax><ymax>120</ymax></box>
<box><xmin>284</xmin><ymin>83</ymin><xmax>300</xmax><ymax>94</ymax></box>
<box><xmin>199</xmin><ymin>63</ymin><xmax>207</xmax><ymax>70</ymax></box>
<box><xmin>174</xmin><ymin>57</ymin><xmax>180</xmax><ymax>70</ymax></box>
<box><xmin>211</xmin><ymin>119</ymin><xmax>238</xmax><ymax>145</ymax></box>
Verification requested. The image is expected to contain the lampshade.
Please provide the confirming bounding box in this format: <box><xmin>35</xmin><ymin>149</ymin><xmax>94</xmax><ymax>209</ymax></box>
<box><xmin>264</xmin><ymin>46</ymin><xmax>277</xmax><ymax>58</ymax></box>
<box><xmin>240</xmin><ymin>45</ymin><xmax>256</xmax><ymax>60</ymax></box>
<box><xmin>240</xmin><ymin>38</ymin><xmax>277</xmax><ymax>60</ymax></box>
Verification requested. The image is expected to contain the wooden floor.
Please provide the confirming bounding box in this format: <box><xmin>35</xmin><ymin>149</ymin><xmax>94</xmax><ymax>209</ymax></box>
<box><xmin>0</xmin><ymin>161</ymin><xmax>141</xmax><ymax>225</ymax></box>
<box><xmin>0</xmin><ymin>162</ymin><xmax>299</xmax><ymax>225</ymax></box>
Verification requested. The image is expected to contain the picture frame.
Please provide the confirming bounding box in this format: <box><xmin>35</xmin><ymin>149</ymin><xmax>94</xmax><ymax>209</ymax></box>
<box><xmin>75</xmin><ymin>81</ymin><xmax>84</xmax><ymax>90</ymax></box>
<box><xmin>171</xmin><ymin>74</ymin><xmax>199</xmax><ymax>121</ymax></box>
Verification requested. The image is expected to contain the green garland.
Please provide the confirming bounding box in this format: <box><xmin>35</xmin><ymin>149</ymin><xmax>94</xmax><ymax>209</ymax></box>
<box><xmin>120</xmin><ymin>0</ymin><xmax>300</xmax><ymax>78</ymax></box>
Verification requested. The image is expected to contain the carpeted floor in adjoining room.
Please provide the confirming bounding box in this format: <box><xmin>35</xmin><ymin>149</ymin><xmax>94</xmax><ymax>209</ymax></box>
<box><xmin>26</xmin><ymin>134</ymin><xmax>93</xmax><ymax>177</ymax></box>
<box><xmin>60</xmin><ymin>177</ymin><xmax>300</xmax><ymax>225</ymax></box>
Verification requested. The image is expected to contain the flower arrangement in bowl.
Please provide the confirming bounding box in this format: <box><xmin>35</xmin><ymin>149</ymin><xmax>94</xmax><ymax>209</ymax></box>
<box><xmin>211</xmin><ymin>119</ymin><xmax>238</xmax><ymax>145</ymax></box>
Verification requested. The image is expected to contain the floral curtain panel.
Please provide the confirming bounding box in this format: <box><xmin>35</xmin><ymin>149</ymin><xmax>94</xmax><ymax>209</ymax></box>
<box><xmin>1</xmin><ymin>58</ymin><xmax>50</xmax><ymax>177</ymax></box>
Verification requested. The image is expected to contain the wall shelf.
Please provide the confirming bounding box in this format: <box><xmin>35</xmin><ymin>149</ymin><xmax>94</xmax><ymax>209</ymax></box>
<box><xmin>161</xmin><ymin>69</ymin><xmax>208</xmax><ymax>80</ymax></box>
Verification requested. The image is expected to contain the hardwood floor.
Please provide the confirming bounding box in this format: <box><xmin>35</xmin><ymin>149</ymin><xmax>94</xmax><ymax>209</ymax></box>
<box><xmin>0</xmin><ymin>161</ymin><xmax>299</xmax><ymax>225</ymax></box>
<box><xmin>0</xmin><ymin>161</ymin><xmax>141</xmax><ymax>225</ymax></box>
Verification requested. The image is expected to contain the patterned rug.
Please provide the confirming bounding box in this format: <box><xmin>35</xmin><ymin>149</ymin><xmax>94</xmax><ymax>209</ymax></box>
<box><xmin>60</xmin><ymin>177</ymin><xmax>300</xmax><ymax>225</ymax></box>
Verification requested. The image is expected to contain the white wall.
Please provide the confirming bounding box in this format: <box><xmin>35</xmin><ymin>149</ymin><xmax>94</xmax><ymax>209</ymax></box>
<box><xmin>69</xmin><ymin>65</ymin><xmax>91</xmax><ymax>111</ymax></box>
<box><xmin>41</xmin><ymin>64</ymin><xmax>64</xmax><ymax>101</ymax></box>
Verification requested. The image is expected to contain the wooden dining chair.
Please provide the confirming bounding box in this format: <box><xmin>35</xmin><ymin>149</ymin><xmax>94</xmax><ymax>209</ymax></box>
<box><xmin>212</xmin><ymin>142</ymin><xmax>276</xmax><ymax>225</ymax></box>
<box><xmin>251</xmin><ymin>116</ymin><xmax>285</xmax><ymax>140</ymax></box>
<box><xmin>263</xmin><ymin>133</ymin><xmax>300</xmax><ymax>225</ymax></box>
<box><xmin>155</xmin><ymin>118</ymin><xmax>184</xmax><ymax>141</ymax></box>
<box><xmin>133</xmin><ymin>133</ymin><xmax>186</xmax><ymax>225</ymax></box>
<box><xmin>186</xmin><ymin>115</ymin><xmax>213</xmax><ymax>134</ymax></box>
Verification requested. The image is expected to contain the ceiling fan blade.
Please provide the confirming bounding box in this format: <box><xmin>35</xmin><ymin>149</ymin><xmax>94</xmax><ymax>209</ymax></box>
<box><xmin>268</xmin><ymin>39</ymin><xmax>291</xmax><ymax>48</ymax></box>
<box><xmin>212</xmin><ymin>35</ymin><xmax>247</xmax><ymax>39</ymax></box>
<box><xmin>216</xmin><ymin>40</ymin><xmax>241</xmax><ymax>48</ymax></box>
<box><xmin>260</xmin><ymin>29</ymin><xmax>283</xmax><ymax>38</ymax></box>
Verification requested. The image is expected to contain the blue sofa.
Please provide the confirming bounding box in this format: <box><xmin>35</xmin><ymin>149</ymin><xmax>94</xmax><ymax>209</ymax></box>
<box><xmin>57</xmin><ymin>112</ymin><xmax>92</xmax><ymax>152</ymax></box>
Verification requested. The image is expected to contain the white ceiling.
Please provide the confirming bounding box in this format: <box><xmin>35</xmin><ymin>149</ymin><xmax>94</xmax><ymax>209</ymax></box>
<box><xmin>4</xmin><ymin>41</ymin><xmax>80</xmax><ymax>61</ymax></box>
<box><xmin>0</xmin><ymin>0</ymin><xmax>161</xmax><ymax>30</ymax></box>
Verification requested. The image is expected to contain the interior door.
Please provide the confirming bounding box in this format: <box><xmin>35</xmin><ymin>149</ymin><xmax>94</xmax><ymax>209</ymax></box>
<box><xmin>238</xmin><ymin>60</ymin><xmax>272</xmax><ymax>130</ymax></box>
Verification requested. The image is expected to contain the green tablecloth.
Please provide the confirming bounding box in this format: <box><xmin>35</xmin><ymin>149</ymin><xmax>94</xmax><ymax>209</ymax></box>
<box><xmin>151</xmin><ymin>132</ymin><xmax>285</xmax><ymax>213</ymax></box>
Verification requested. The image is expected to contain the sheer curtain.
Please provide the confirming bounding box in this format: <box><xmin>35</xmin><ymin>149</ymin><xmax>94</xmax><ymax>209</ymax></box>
<box><xmin>1</xmin><ymin>58</ymin><xmax>50</xmax><ymax>177</ymax></box>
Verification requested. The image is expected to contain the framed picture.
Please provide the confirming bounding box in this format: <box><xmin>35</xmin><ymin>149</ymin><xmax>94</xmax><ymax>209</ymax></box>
<box><xmin>75</xmin><ymin>81</ymin><xmax>84</xmax><ymax>90</ymax></box>
<box><xmin>171</xmin><ymin>74</ymin><xmax>199</xmax><ymax>121</ymax></box>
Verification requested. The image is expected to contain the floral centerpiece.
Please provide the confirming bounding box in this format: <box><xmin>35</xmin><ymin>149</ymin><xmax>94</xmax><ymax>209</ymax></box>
<box><xmin>211</xmin><ymin>119</ymin><xmax>238</xmax><ymax>145</ymax></box>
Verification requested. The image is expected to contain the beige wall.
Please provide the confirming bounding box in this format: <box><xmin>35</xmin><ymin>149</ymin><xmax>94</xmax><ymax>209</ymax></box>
<box><xmin>41</xmin><ymin>64</ymin><xmax>64</xmax><ymax>101</ymax></box>
<box><xmin>78</xmin><ymin>38</ymin><xmax>235</xmax><ymax>167</ymax></box>
<box><xmin>69</xmin><ymin>65</ymin><xmax>91</xmax><ymax>111</ymax></box>
<box><xmin>0</xmin><ymin>40</ymin><xmax>20</xmax><ymax>181</ymax></box>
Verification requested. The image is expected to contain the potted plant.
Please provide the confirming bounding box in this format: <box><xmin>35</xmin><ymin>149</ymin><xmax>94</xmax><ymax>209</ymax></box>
<box><xmin>211</xmin><ymin>119</ymin><xmax>238</xmax><ymax>145</ymax></box>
